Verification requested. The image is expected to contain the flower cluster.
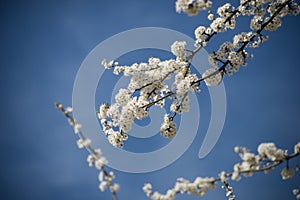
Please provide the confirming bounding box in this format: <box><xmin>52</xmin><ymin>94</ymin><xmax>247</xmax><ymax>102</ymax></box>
<box><xmin>293</xmin><ymin>189</ymin><xmax>300</xmax><ymax>199</ymax></box>
<box><xmin>175</xmin><ymin>0</ymin><xmax>212</xmax><ymax>16</ymax></box>
<box><xmin>98</xmin><ymin>170</ymin><xmax>120</xmax><ymax>193</ymax></box>
<box><xmin>193</xmin><ymin>0</ymin><xmax>249</xmax><ymax>47</ymax></box>
<box><xmin>211</xmin><ymin>3</ymin><xmax>237</xmax><ymax>32</ymax></box>
<box><xmin>257</xmin><ymin>142</ymin><xmax>285</xmax><ymax>161</ymax></box>
<box><xmin>160</xmin><ymin>114</ymin><xmax>177</xmax><ymax>139</ymax></box>
<box><xmin>194</xmin><ymin>0</ymin><xmax>299</xmax><ymax>76</ymax></box>
<box><xmin>202</xmin><ymin>67</ymin><xmax>223</xmax><ymax>86</ymax></box>
<box><xmin>294</xmin><ymin>142</ymin><xmax>300</xmax><ymax>153</ymax></box>
<box><xmin>208</xmin><ymin>41</ymin><xmax>248</xmax><ymax>75</ymax></box>
<box><xmin>231</xmin><ymin>146</ymin><xmax>261</xmax><ymax>180</ymax></box>
<box><xmin>221</xmin><ymin>181</ymin><xmax>235</xmax><ymax>200</ymax></box>
<box><xmin>143</xmin><ymin>142</ymin><xmax>300</xmax><ymax>199</ymax></box>
<box><xmin>99</xmin><ymin>44</ymin><xmax>203</xmax><ymax>146</ymax></box>
<box><xmin>281</xmin><ymin>167</ymin><xmax>295</xmax><ymax>180</ymax></box>
<box><xmin>170</xmin><ymin>41</ymin><xmax>187</xmax><ymax>61</ymax></box>
<box><xmin>143</xmin><ymin>177</ymin><xmax>216</xmax><ymax>200</ymax></box>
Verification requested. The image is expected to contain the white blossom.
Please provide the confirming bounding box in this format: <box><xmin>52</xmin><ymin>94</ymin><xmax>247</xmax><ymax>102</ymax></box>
<box><xmin>119</xmin><ymin>99</ymin><xmax>136</xmax><ymax>133</ymax></box>
<box><xmin>233</xmin><ymin>32</ymin><xmax>252</xmax><ymax>48</ymax></box>
<box><xmin>265</xmin><ymin>16</ymin><xmax>282</xmax><ymax>31</ymax></box>
<box><xmin>95</xmin><ymin>157</ymin><xmax>108</xmax><ymax>170</ymax></box>
<box><xmin>231</xmin><ymin>171</ymin><xmax>240</xmax><ymax>181</ymax></box>
<box><xmin>76</xmin><ymin>138</ymin><xmax>91</xmax><ymax>149</ymax></box>
<box><xmin>231</xmin><ymin>163</ymin><xmax>241</xmax><ymax>181</ymax></box>
<box><xmin>208</xmin><ymin>13</ymin><xmax>214</xmax><ymax>20</ymax></box>
<box><xmin>171</xmin><ymin>41</ymin><xmax>187</xmax><ymax>60</ymax></box>
<box><xmin>143</xmin><ymin>183</ymin><xmax>153</xmax><ymax>197</ymax></box>
<box><xmin>115</xmin><ymin>88</ymin><xmax>131</xmax><ymax>106</ymax></box>
<box><xmin>160</xmin><ymin>114</ymin><xmax>177</xmax><ymax>139</ymax></box>
<box><xmin>281</xmin><ymin>167</ymin><xmax>295</xmax><ymax>180</ymax></box>
<box><xmin>110</xmin><ymin>183</ymin><xmax>120</xmax><ymax>192</ymax></box>
<box><xmin>107</xmin><ymin>130</ymin><xmax>125</xmax><ymax>148</ymax></box>
<box><xmin>102</xmin><ymin>58</ymin><xmax>115</xmax><ymax>69</ymax></box>
<box><xmin>294</xmin><ymin>142</ymin><xmax>300</xmax><ymax>154</ymax></box>
<box><xmin>217</xmin><ymin>3</ymin><xmax>232</xmax><ymax>18</ymax></box>
<box><xmin>98</xmin><ymin>104</ymin><xmax>109</xmax><ymax>119</ymax></box>
<box><xmin>208</xmin><ymin>54</ymin><xmax>218</xmax><ymax>67</ymax></box>
<box><xmin>194</xmin><ymin>26</ymin><xmax>207</xmax><ymax>44</ymax></box>
<box><xmin>257</xmin><ymin>142</ymin><xmax>285</xmax><ymax>161</ymax></box>
<box><xmin>293</xmin><ymin>189</ymin><xmax>300</xmax><ymax>199</ymax></box>
<box><xmin>176</xmin><ymin>78</ymin><xmax>191</xmax><ymax>97</ymax></box>
<box><xmin>227</xmin><ymin>51</ymin><xmax>245</xmax><ymax>73</ymax></box>
<box><xmin>73</xmin><ymin>123</ymin><xmax>82</xmax><ymax>134</ymax></box>
<box><xmin>65</xmin><ymin>106</ymin><xmax>73</xmax><ymax>114</ymax></box>
<box><xmin>292</xmin><ymin>5</ymin><xmax>300</xmax><ymax>16</ymax></box>
<box><xmin>202</xmin><ymin>67</ymin><xmax>223</xmax><ymax>86</ymax></box>
<box><xmin>210</xmin><ymin>17</ymin><xmax>226</xmax><ymax>32</ymax></box>
<box><xmin>176</xmin><ymin>0</ymin><xmax>212</xmax><ymax>16</ymax></box>
<box><xmin>106</xmin><ymin>104</ymin><xmax>120</xmax><ymax>121</ymax></box>
<box><xmin>135</xmin><ymin>107</ymin><xmax>149</xmax><ymax>120</ymax></box>
<box><xmin>87</xmin><ymin>154</ymin><xmax>95</xmax><ymax>167</ymax></box>
<box><xmin>250</xmin><ymin>15</ymin><xmax>263</xmax><ymax>30</ymax></box>
<box><xmin>99</xmin><ymin>181</ymin><xmax>108</xmax><ymax>192</ymax></box>
<box><xmin>219</xmin><ymin>171</ymin><xmax>228</xmax><ymax>182</ymax></box>
<box><xmin>98</xmin><ymin>171</ymin><xmax>104</xmax><ymax>182</ymax></box>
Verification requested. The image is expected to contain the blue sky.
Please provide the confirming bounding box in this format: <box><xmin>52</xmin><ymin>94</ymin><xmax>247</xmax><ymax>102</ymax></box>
<box><xmin>0</xmin><ymin>0</ymin><xmax>300</xmax><ymax>200</ymax></box>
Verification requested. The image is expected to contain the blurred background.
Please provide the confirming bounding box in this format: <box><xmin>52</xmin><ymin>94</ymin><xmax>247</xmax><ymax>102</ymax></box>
<box><xmin>0</xmin><ymin>0</ymin><xmax>299</xmax><ymax>199</ymax></box>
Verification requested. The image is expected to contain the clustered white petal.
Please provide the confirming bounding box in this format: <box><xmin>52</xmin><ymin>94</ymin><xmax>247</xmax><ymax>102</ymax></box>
<box><xmin>257</xmin><ymin>142</ymin><xmax>285</xmax><ymax>161</ymax></box>
<box><xmin>208</xmin><ymin>40</ymin><xmax>249</xmax><ymax>75</ymax></box>
<box><xmin>202</xmin><ymin>67</ymin><xmax>223</xmax><ymax>86</ymax></box>
<box><xmin>143</xmin><ymin>183</ymin><xmax>153</xmax><ymax>197</ymax></box>
<box><xmin>171</xmin><ymin>41</ymin><xmax>187</xmax><ymax>60</ymax></box>
<box><xmin>160</xmin><ymin>114</ymin><xmax>177</xmax><ymax>139</ymax></box>
<box><xmin>115</xmin><ymin>88</ymin><xmax>131</xmax><ymax>106</ymax></box>
<box><xmin>294</xmin><ymin>142</ymin><xmax>300</xmax><ymax>154</ymax></box>
<box><xmin>194</xmin><ymin>26</ymin><xmax>211</xmax><ymax>46</ymax></box>
<box><xmin>293</xmin><ymin>189</ymin><xmax>300</xmax><ymax>199</ymax></box>
<box><xmin>175</xmin><ymin>0</ymin><xmax>212</xmax><ymax>16</ymax></box>
<box><xmin>77</xmin><ymin>138</ymin><xmax>91</xmax><ymax>149</ymax></box>
<box><xmin>100</xmin><ymin>54</ymin><xmax>201</xmax><ymax>146</ymax></box>
<box><xmin>281</xmin><ymin>167</ymin><xmax>295</xmax><ymax>180</ymax></box>
<box><xmin>143</xmin><ymin>177</ymin><xmax>216</xmax><ymax>200</ymax></box>
<box><xmin>208</xmin><ymin>13</ymin><xmax>214</xmax><ymax>20</ymax></box>
<box><xmin>102</xmin><ymin>58</ymin><xmax>117</xmax><ymax>69</ymax></box>
<box><xmin>197</xmin><ymin>0</ymin><xmax>300</xmax><ymax>76</ymax></box>
<box><xmin>250</xmin><ymin>15</ymin><xmax>263</xmax><ymax>30</ymax></box>
<box><xmin>219</xmin><ymin>171</ymin><xmax>228</xmax><ymax>182</ymax></box>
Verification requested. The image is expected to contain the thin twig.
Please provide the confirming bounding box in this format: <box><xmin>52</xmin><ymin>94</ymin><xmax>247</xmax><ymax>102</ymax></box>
<box><xmin>55</xmin><ymin>102</ymin><xmax>119</xmax><ymax>200</ymax></box>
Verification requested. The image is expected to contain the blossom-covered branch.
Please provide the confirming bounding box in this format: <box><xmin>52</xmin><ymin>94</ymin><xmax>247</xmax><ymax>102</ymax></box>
<box><xmin>55</xmin><ymin>103</ymin><xmax>119</xmax><ymax>200</ymax></box>
<box><xmin>143</xmin><ymin>142</ymin><xmax>300</xmax><ymax>200</ymax></box>
<box><xmin>99</xmin><ymin>0</ymin><xmax>300</xmax><ymax>148</ymax></box>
